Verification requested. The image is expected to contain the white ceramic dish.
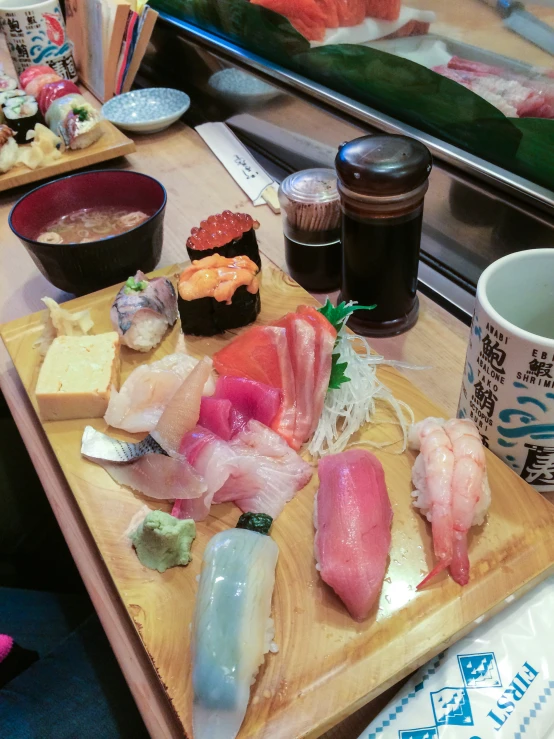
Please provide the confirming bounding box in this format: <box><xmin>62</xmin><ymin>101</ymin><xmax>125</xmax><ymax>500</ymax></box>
<box><xmin>102</xmin><ymin>88</ymin><xmax>191</xmax><ymax>134</ymax></box>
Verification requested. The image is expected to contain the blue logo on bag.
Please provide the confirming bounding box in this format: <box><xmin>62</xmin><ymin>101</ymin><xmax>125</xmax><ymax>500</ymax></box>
<box><xmin>431</xmin><ymin>687</ymin><xmax>474</xmax><ymax>726</ymax></box>
<box><xmin>398</xmin><ymin>729</ymin><xmax>438</xmax><ymax>739</ymax></box>
<box><xmin>458</xmin><ymin>653</ymin><xmax>502</xmax><ymax>689</ymax></box>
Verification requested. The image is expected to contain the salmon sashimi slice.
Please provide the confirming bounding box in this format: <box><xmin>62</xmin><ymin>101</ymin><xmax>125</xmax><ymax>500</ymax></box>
<box><xmin>251</xmin><ymin>0</ymin><xmax>327</xmax><ymax>40</ymax></box>
<box><xmin>273</xmin><ymin>313</ymin><xmax>315</xmax><ymax>449</ymax></box>
<box><xmin>336</xmin><ymin>0</ymin><xmax>366</xmax><ymax>26</ymax></box>
<box><xmin>150</xmin><ymin>356</ymin><xmax>213</xmax><ymax>455</ymax></box>
<box><xmin>314</xmin><ymin>450</ymin><xmax>393</xmax><ymax>621</ymax></box>
<box><xmin>212</xmin><ymin>325</ymin><xmax>296</xmax><ymax>447</ymax></box>
<box><xmin>315</xmin><ymin>0</ymin><xmax>339</xmax><ymax>27</ymax></box>
<box><xmin>296</xmin><ymin>305</ymin><xmax>336</xmax><ymax>437</ymax></box>
<box><xmin>365</xmin><ymin>0</ymin><xmax>401</xmax><ymax>21</ymax></box>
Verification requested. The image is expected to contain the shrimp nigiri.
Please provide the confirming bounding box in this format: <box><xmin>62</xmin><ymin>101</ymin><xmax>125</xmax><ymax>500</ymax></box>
<box><xmin>409</xmin><ymin>417</ymin><xmax>490</xmax><ymax>587</ymax></box>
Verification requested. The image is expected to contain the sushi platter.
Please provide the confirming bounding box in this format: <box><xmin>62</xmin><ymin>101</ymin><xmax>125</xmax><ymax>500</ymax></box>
<box><xmin>3</xmin><ymin>257</ymin><xmax>554</xmax><ymax>738</ymax></box>
<box><xmin>0</xmin><ymin>118</ymin><xmax>135</xmax><ymax>193</ymax></box>
<box><xmin>0</xmin><ymin>64</ymin><xmax>135</xmax><ymax>193</ymax></box>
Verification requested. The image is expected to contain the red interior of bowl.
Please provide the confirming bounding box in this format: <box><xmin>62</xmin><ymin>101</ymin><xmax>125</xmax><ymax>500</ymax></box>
<box><xmin>10</xmin><ymin>170</ymin><xmax>166</xmax><ymax>241</ymax></box>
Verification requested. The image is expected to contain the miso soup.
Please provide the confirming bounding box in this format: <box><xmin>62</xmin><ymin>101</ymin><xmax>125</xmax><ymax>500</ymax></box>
<box><xmin>37</xmin><ymin>206</ymin><xmax>150</xmax><ymax>244</ymax></box>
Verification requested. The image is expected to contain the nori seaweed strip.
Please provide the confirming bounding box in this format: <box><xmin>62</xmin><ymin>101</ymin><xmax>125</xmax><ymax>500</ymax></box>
<box><xmin>214</xmin><ymin>286</ymin><xmax>260</xmax><ymax>332</ymax></box>
<box><xmin>236</xmin><ymin>512</ymin><xmax>273</xmax><ymax>535</ymax></box>
<box><xmin>178</xmin><ymin>295</ymin><xmax>220</xmax><ymax>337</ymax></box>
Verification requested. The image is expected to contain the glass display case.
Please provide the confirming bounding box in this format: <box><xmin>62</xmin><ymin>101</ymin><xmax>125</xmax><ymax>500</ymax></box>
<box><xmin>138</xmin><ymin>1</ymin><xmax>554</xmax><ymax>320</ymax></box>
<box><xmin>148</xmin><ymin>0</ymin><xmax>554</xmax><ymax>206</ymax></box>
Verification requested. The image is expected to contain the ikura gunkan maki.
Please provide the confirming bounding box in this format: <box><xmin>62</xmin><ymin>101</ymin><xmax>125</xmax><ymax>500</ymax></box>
<box><xmin>186</xmin><ymin>211</ymin><xmax>261</xmax><ymax>269</ymax></box>
<box><xmin>178</xmin><ymin>254</ymin><xmax>261</xmax><ymax>336</ymax></box>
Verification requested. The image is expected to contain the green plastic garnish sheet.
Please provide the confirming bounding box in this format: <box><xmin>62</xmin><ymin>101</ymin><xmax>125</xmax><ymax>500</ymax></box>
<box><xmin>151</xmin><ymin>0</ymin><xmax>554</xmax><ymax>191</ymax></box>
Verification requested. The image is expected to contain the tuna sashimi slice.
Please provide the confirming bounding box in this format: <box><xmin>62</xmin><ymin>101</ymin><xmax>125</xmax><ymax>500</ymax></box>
<box><xmin>151</xmin><ymin>356</ymin><xmax>213</xmax><ymax>455</ymax></box>
<box><xmin>314</xmin><ymin>450</ymin><xmax>393</xmax><ymax>621</ymax></box>
<box><xmin>213</xmin><ymin>376</ymin><xmax>281</xmax><ymax>429</ymax></box>
<box><xmin>365</xmin><ymin>0</ymin><xmax>400</xmax><ymax>21</ymax></box>
<box><xmin>172</xmin><ymin>421</ymin><xmax>313</xmax><ymax>521</ymax></box>
<box><xmin>273</xmin><ymin>314</ymin><xmax>315</xmax><ymax>449</ymax></box>
<box><xmin>296</xmin><ymin>305</ymin><xmax>336</xmax><ymax>436</ymax></box>
<box><xmin>198</xmin><ymin>397</ymin><xmax>246</xmax><ymax>441</ymax></box>
<box><xmin>212</xmin><ymin>326</ymin><xmax>296</xmax><ymax>447</ymax></box>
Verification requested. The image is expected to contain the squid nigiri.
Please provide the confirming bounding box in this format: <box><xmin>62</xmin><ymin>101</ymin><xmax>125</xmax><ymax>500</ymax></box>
<box><xmin>409</xmin><ymin>417</ymin><xmax>491</xmax><ymax>587</ymax></box>
<box><xmin>192</xmin><ymin>512</ymin><xmax>278</xmax><ymax>739</ymax></box>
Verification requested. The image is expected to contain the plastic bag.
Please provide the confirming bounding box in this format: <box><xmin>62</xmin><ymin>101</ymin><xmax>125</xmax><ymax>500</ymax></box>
<box><xmin>359</xmin><ymin>576</ymin><xmax>554</xmax><ymax>739</ymax></box>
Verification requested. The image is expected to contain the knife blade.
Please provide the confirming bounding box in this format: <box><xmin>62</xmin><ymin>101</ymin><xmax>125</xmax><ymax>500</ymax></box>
<box><xmin>504</xmin><ymin>8</ymin><xmax>554</xmax><ymax>55</ymax></box>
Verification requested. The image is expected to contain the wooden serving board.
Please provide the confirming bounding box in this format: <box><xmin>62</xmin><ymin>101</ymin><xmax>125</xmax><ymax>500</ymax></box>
<box><xmin>3</xmin><ymin>261</ymin><xmax>554</xmax><ymax>739</ymax></box>
<box><xmin>0</xmin><ymin>119</ymin><xmax>135</xmax><ymax>193</ymax></box>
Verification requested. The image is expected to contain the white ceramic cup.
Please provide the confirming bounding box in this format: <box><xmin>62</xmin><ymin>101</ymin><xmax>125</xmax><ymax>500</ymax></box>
<box><xmin>458</xmin><ymin>248</ymin><xmax>554</xmax><ymax>492</ymax></box>
<box><xmin>0</xmin><ymin>0</ymin><xmax>76</xmax><ymax>80</ymax></box>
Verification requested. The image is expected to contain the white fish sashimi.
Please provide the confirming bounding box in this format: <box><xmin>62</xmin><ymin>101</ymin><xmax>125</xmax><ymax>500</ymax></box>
<box><xmin>88</xmin><ymin>453</ymin><xmax>207</xmax><ymax>500</ymax></box>
<box><xmin>172</xmin><ymin>420</ymin><xmax>313</xmax><ymax>521</ymax></box>
<box><xmin>81</xmin><ymin>425</ymin><xmax>207</xmax><ymax>500</ymax></box>
<box><xmin>104</xmin><ymin>352</ymin><xmax>216</xmax><ymax>433</ymax></box>
<box><xmin>192</xmin><ymin>528</ymin><xmax>278</xmax><ymax>739</ymax></box>
<box><xmin>219</xmin><ymin>420</ymin><xmax>314</xmax><ymax>516</ymax></box>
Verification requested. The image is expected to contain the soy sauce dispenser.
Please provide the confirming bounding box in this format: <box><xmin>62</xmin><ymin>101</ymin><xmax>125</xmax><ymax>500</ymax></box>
<box><xmin>335</xmin><ymin>134</ymin><xmax>432</xmax><ymax>337</ymax></box>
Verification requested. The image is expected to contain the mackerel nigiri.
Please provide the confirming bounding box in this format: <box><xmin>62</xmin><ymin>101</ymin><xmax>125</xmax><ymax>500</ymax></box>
<box><xmin>314</xmin><ymin>450</ymin><xmax>393</xmax><ymax>621</ymax></box>
<box><xmin>192</xmin><ymin>513</ymin><xmax>278</xmax><ymax>739</ymax></box>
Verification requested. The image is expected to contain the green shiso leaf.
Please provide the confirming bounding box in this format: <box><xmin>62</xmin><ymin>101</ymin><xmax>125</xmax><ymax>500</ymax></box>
<box><xmin>328</xmin><ymin>355</ymin><xmax>350</xmax><ymax>390</ymax></box>
<box><xmin>124</xmin><ymin>276</ymin><xmax>148</xmax><ymax>294</ymax></box>
<box><xmin>236</xmin><ymin>512</ymin><xmax>273</xmax><ymax>535</ymax></box>
<box><xmin>318</xmin><ymin>300</ymin><xmax>377</xmax><ymax>390</ymax></box>
<box><xmin>317</xmin><ymin>299</ymin><xmax>376</xmax><ymax>332</ymax></box>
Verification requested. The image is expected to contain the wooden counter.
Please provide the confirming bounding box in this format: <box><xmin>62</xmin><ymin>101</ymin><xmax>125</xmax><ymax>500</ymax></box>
<box><xmin>0</xmin><ymin>121</ymin><xmax>471</xmax><ymax>739</ymax></box>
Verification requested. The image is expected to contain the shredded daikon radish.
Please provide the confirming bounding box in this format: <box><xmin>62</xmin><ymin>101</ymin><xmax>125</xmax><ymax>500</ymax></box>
<box><xmin>308</xmin><ymin>329</ymin><xmax>416</xmax><ymax>458</ymax></box>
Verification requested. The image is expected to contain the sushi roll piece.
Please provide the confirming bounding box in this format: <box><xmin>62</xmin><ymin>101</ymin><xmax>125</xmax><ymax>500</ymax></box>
<box><xmin>186</xmin><ymin>211</ymin><xmax>261</xmax><ymax>269</ymax></box>
<box><xmin>0</xmin><ymin>72</ymin><xmax>17</xmax><ymax>94</ymax></box>
<box><xmin>0</xmin><ymin>125</ymin><xmax>18</xmax><ymax>173</ymax></box>
<box><xmin>2</xmin><ymin>95</ymin><xmax>42</xmax><ymax>144</ymax></box>
<box><xmin>46</xmin><ymin>93</ymin><xmax>102</xmax><ymax>150</ymax></box>
<box><xmin>37</xmin><ymin>79</ymin><xmax>80</xmax><ymax>116</ymax></box>
<box><xmin>111</xmin><ymin>271</ymin><xmax>178</xmax><ymax>352</ymax></box>
<box><xmin>177</xmin><ymin>254</ymin><xmax>261</xmax><ymax>337</ymax></box>
<box><xmin>192</xmin><ymin>512</ymin><xmax>279</xmax><ymax>739</ymax></box>
<box><xmin>19</xmin><ymin>65</ymin><xmax>53</xmax><ymax>89</ymax></box>
<box><xmin>24</xmin><ymin>72</ymin><xmax>62</xmax><ymax>98</ymax></box>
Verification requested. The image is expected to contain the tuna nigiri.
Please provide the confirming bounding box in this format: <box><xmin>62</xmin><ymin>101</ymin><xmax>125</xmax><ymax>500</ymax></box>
<box><xmin>105</xmin><ymin>352</ymin><xmax>216</xmax><ymax>433</ymax></box>
<box><xmin>314</xmin><ymin>449</ymin><xmax>393</xmax><ymax>621</ymax></box>
<box><xmin>192</xmin><ymin>512</ymin><xmax>278</xmax><ymax>739</ymax></box>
